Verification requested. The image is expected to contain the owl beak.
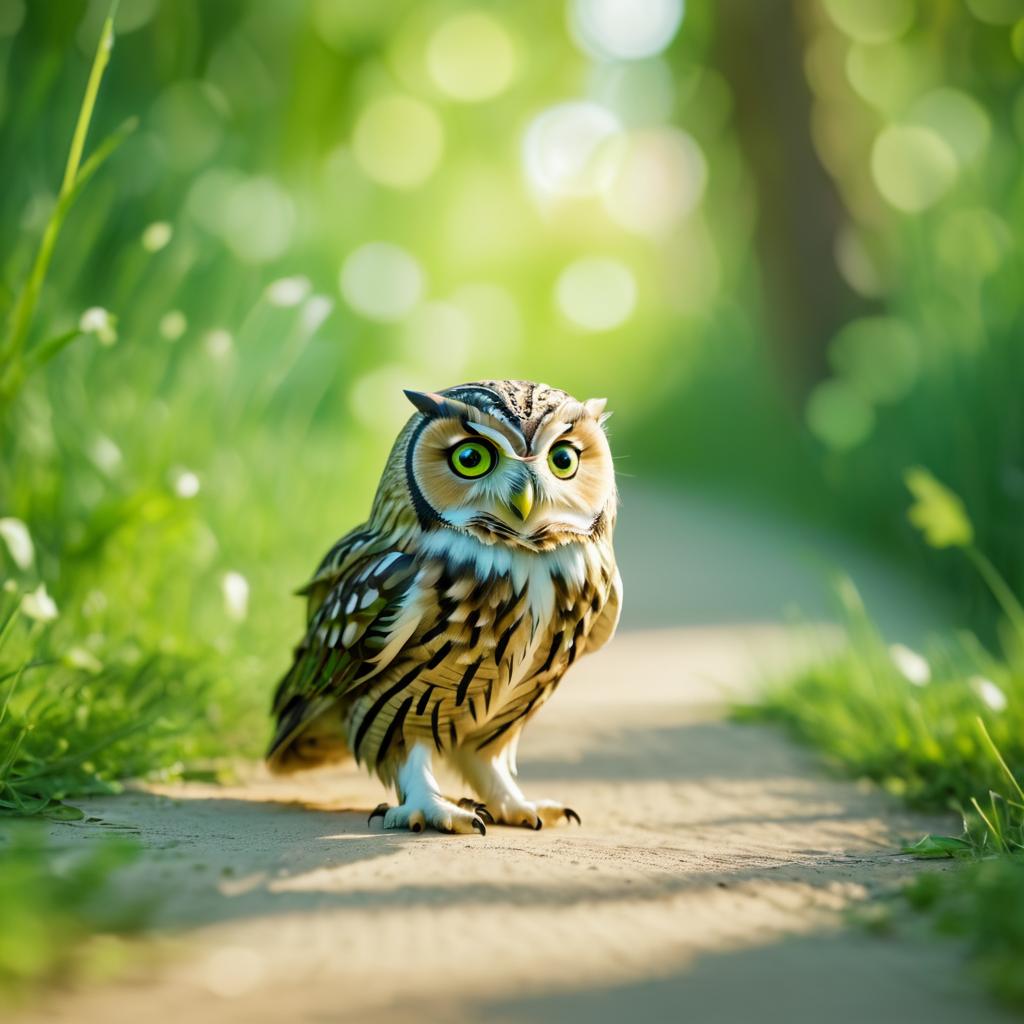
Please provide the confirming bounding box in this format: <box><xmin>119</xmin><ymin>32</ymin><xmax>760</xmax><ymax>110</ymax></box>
<box><xmin>506</xmin><ymin>477</ymin><xmax>535</xmax><ymax>522</ymax></box>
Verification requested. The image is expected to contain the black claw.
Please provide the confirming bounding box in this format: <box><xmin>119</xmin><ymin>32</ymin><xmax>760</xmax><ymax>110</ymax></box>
<box><xmin>477</xmin><ymin>806</ymin><xmax>495</xmax><ymax>825</ymax></box>
<box><xmin>368</xmin><ymin>802</ymin><xmax>390</xmax><ymax>825</ymax></box>
<box><xmin>472</xmin><ymin>817</ymin><xmax>487</xmax><ymax>836</ymax></box>
<box><xmin>533</xmin><ymin>818</ymin><xmax>543</xmax><ymax>831</ymax></box>
<box><xmin>564</xmin><ymin>808</ymin><xmax>581</xmax><ymax>826</ymax></box>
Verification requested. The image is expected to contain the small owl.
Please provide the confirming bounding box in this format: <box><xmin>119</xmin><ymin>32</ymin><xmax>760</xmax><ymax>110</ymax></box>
<box><xmin>267</xmin><ymin>379</ymin><xmax>621</xmax><ymax>834</ymax></box>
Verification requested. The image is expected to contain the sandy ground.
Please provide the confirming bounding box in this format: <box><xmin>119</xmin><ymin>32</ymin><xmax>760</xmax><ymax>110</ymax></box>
<box><xmin>16</xmin><ymin>487</ymin><xmax>1012</xmax><ymax>1023</ymax></box>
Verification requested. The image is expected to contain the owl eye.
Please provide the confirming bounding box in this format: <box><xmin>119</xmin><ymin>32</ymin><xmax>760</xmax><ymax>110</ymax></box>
<box><xmin>547</xmin><ymin>442</ymin><xmax>579</xmax><ymax>480</ymax></box>
<box><xmin>448</xmin><ymin>440</ymin><xmax>497</xmax><ymax>479</ymax></box>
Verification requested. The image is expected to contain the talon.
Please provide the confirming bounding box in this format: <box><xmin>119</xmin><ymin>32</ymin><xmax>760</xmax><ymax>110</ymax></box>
<box><xmin>368</xmin><ymin>802</ymin><xmax>389</xmax><ymax>826</ymax></box>
<box><xmin>477</xmin><ymin>806</ymin><xmax>495</xmax><ymax>825</ymax></box>
<box><xmin>533</xmin><ymin>818</ymin><xmax>543</xmax><ymax>831</ymax></box>
<box><xmin>472</xmin><ymin>817</ymin><xmax>487</xmax><ymax>836</ymax></box>
<box><xmin>564</xmin><ymin>808</ymin><xmax>581</xmax><ymax>826</ymax></box>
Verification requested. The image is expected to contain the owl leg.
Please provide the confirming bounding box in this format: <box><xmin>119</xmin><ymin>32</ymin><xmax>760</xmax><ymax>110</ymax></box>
<box><xmin>371</xmin><ymin>743</ymin><xmax>487</xmax><ymax>836</ymax></box>
<box><xmin>450</xmin><ymin>736</ymin><xmax>580</xmax><ymax>830</ymax></box>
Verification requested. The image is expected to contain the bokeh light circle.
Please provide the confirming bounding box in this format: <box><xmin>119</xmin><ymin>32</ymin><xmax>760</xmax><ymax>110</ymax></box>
<box><xmin>823</xmin><ymin>0</ymin><xmax>913</xmax><ymax>43</ymax></box>
<box><xmin>340</xmin><ymin>243</ymin><xmax>424</xmax><ymax>322</ymax></box>
<box><xmin>555</xmin><ymin>258</ymin><xmax>637</xmax><ymax>332</ymax></box>
<box><xmin>222</xmin><ymin>177</ymin><xmax>295</xmax><ymax>263</ymax></box>
<box><xmin>353</xmin><ymin>95</ymin><xmax>443</xmax><ymax>189</ymax></box>
<box><xmin>603</xmin><ymin>128</ymin><xmax>707</xmax><ymax>236</ymax></box>
<box><xmin>427</xmin><ymin>12</ymin><xmax>517</xmax><ymax>102</ymax></box>
<box><xmin>523</xmin><ymin>101</ymin><xmax>622</xmax><ymax>199</ymax></box>
<box><xmin>402</xmin><ymin>302</ymin><xmax>474</xmax><ymax>377</ymax></box>
<box><xmin>908</xmin><ymin>88</ymin><xmax>990</xmax><ymax>165</ymax></box>
<box><xmin>829</xmin><ymin>316</ymin><xmax>919</xmax><ymax>404</ymax></box>
<box><xmin>570</xmin><ymin>0</ymin><xmax>684</xmax><ymax>60</ymax></box>
<box><xmin>149</xmin><ymin>81</ymin><xmax>225</xmax><ymax>173</ymax></box>
<box><xmin>588</xmin><ymin>58</ymin><xmax>676</xmax><ymax>128</ymax></box>
<box><xmin>806</xmin><ymin>379</ymin><xmax>875</xmax><ymax>450</ymax></box>
<box><xmin>870</xmin><ymin>125</ymin><xmax>957</xmax><ymax>212</ymax></box>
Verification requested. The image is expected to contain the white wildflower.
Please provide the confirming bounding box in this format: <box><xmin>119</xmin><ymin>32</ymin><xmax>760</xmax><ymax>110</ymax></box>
<box><xmin>970</xmin><ymin>675</ymin><xmax>1008</xmax><ymax>713</ymax></box>
<box><xmin>221</xmin><ymin>571</ymin><xmax>249</xmax><ymax>622</ymax></box>
<box><xmin>20</xmin><ymin>583</ymin><xmax>58</xmax><ymax>623</ymax></box>
<box><xmin>172</xmin><ymin>468</ymin><xmax>201</xmax><ymax>499</ymax></box>
<box><xmin>89</xmin><ymin>435</ymin><xmax>123</xmax><ymax>476</ymax></box>
<box><xmin>266</xmin><ymin>275</ymin><xmax>311</xmax><ymax>307</ymax></box>
<box><xmin>204</xmin><ymin>329</ymin><xmax>233</xmax><ymax>360</ymax></box>
<box><xmin>0</xmin><ymin>517</ymin><xmax>34</xmax><ymax>570</ymax></box>
<box><xmin>79</xmin><ymin>306</ymin><xmax>117</xmax><ymax>346</ymax></box>
<box><xmin>142</xmin><ymin>221</ymin><xmax>173</xmax><ymax>252</ymax></box>
<box><xmin>65</xmin><ymin>646</ymin><xmax>103</xmax><ymax>674</ymax></box>
<box><xmin>889</xmin><ymin>643</ymin><xmax>931</xmax><ymax>687</ymax></box>
<box><xmin>301</xmin><ymin>295</ymin><xmax>334</xmax><ymax>333</ymax></box>
<box><xmin>160</xmin><ymin>310</ymin><xmax>187</xmax><ymax>341</ymax></box>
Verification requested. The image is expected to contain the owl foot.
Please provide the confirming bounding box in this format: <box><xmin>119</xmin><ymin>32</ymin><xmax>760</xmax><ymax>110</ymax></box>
<box><xmin>368</xmin><ymin>796</ymin><xmax>487</xmax><ymax>835</ymax></box>
<box><xmin>487</xmin><ymin>798</ymin><xmax>581</xmax><ymax>830</ymax></box>
<box><xmin>457</xmin><ymin>797</ymin><xmax>495</xmax><ymax>825</ymax></box>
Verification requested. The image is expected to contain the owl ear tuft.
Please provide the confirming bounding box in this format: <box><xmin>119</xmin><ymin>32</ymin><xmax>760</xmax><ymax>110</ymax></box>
<box><xmin>584</xmin><ymin>397</ymin><xmax>611</xmax><ymax>425</ymax></box>
<box><xmin>403</xmin><ymin>390</ymin><xmax>448</xmax><ymax>418</ymax></box>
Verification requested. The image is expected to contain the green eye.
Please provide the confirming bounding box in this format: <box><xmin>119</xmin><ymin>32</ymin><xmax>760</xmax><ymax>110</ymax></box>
<box><xmin>449</xmin><ymin>440</ymin><xmax>496</xmax><ymax>479</ymax></box>
<box><xmin>548</xmin><ymin>442</ymin><xmax>579</xmax><ymax>480</ymax></box>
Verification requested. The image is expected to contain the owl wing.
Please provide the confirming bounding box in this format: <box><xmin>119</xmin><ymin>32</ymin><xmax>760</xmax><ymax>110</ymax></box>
<box><xmin>266</xmin><ymin>541</ymin><xmax>422</xmax><ymax>771</ymax></box>
<box><xmin>585</xmin><ymin>565</ymin><xmax>623</xmax><ymax>655</ymax></box>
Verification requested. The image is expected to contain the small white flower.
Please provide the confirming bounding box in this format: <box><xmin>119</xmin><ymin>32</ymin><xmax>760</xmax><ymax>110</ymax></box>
<box><xmin>970</xmin><ymin>675</ymin><xmax>1008</xmax><ymax>713</ymax></box>
<box><xmin>301</xmin><ymin>295</ymin><xmax>334</xmax><ymax>333</ymax></box>
<box><xmin>65</xmin><ymin>646</ymin><xmax>103</xmax><ymax>674</ymax></box>
<box><xmin>266</xmin><ymin>275</ymin><xmax>311</xmax><ymax>308</ymax></box>
<box><xmin>204</xmin><ymin>329</ymin><xmax>233</xmax><ymax>360</ymax></box>
<box><xmin>171</xmin><ymin>468</ymin><xmax>201</xmax><ymax>499</ymax></box>
<box><xmin>159</xmin><ymin>310</ymin><xmax>187</xmax><ymax>341</ymax></box>
<box><xmin>889</xmin><ymin>643</ymin><xmax>931</xmax><ymax>686</ymax></box>
<box><xmin>0</xmin><ymin>517</ymin><xmax>34</xmax><ymax>570</ymax></box>
<box><xmin>89</xmin><ymin>435</ymin><xmax>123</xmax><ymax>476</ymax></box>
<box><xmin>20</xmin><ymin>583</ymin><xmax>58</xmax><ymax>623</ymax></box>
<box><xmin>142</xmin><ymin>221</ymin><xmax>173</xmax><ymax>252</ymax></box>
<box><xmin>221</xmin><ymin>571</ymin><xmax>249</xmax><ymax>622</ymax></box>
<box><xmin>79</xmin><ymin>306</ymin><xmax>117</xmax><ymax>346</ymax></box>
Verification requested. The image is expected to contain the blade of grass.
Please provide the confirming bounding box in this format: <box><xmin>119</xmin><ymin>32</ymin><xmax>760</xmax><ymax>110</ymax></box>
<box><xmin>976</xmin><ymin>715</ymin><xmax>1024</xmax><ymax>805</ymax></box>
<box><xmin>0</xmin><ymin>1</ymin><xmax>120</xmax><ymax>394</ymax></box>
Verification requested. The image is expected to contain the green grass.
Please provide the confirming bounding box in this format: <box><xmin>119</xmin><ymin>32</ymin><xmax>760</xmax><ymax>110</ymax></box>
<box><xmin>743</xmin><ymin>472</ymin><xmax>1024</xmax><ymax>1008</ymax></box>
<box><xmin>0</xmin><ymin>826</ymin><xmax>150</xmax><ymax>1000</ymax></box>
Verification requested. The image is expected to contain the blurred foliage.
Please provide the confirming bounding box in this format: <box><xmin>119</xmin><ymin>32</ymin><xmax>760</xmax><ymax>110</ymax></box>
<box><xmin>0</xmin><ymin>0</ymin><xmax>1022</xmax><ymax>786</ymax></box>
<box><xmin>0</xmin><ymin>826</ymin><xmax>150</xmax><ymax>998</ymax></box>
<box><xmin>1</xmin><ymin>0</ymin><xmax>1023</xmax><ymax>1007</ymax></box>
<box><xmin>746</xmin><ymin>472</ymin><xmax>1024</xmax><ymax>1009</ymax></box>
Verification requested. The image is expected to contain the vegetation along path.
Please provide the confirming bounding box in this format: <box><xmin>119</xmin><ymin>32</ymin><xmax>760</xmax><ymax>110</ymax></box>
<box><xmin>17</xmin><ymin>488</ymin><xmax>1010</xmax><ymax>1023</ymax></box>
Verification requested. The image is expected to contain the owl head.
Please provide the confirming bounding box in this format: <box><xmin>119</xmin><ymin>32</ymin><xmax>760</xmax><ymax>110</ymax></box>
<box><xmin>388</xmin><ymin>379</ymin><xmax>616</xmax><ymax>551</ymax></box>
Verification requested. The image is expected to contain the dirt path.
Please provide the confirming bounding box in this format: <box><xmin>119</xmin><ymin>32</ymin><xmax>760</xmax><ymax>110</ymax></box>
<box><xmin>18</xmin><ymin>488</ymin><xmax>1010</xmax><ymax>1023</ymax></box>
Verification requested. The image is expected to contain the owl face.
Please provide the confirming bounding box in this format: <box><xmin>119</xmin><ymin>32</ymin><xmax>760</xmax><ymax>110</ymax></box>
<box><xmin>400</xmin><ymin>380</ymin><xmax>616</xmax><ymax>551</ymax></box>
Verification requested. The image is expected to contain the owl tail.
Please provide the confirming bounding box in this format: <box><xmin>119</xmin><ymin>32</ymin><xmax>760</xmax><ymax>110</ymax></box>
<box><xmin>265</xmin><ymin>692</ymin><xmax>351</xmax><ymax>775</ymax></box>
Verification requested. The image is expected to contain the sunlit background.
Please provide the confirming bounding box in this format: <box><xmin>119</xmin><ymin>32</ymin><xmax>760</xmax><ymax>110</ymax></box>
<box><xmin>1</xmin><ymin>0</ymin><xmax>1023</xmax><ymax>750</ymax></box>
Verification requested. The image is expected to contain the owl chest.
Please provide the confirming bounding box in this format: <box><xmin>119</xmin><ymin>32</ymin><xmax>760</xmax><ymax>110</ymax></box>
<box><xmin>415</xmin><ymin>544</ymin><xmax>607</xmax><ymax>737</ymax></box>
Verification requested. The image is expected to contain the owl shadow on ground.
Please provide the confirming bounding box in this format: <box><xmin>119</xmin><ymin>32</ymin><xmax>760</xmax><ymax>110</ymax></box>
<box><xmin>66</xmin><ymin>714</ymin><xmax>924</xmax><ymax>935</ymax></box>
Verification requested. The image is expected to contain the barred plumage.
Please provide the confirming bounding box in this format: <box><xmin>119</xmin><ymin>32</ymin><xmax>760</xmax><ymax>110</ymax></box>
<box><xmin>267</xmin><ymin>379</ymin><xmax>621</xmax><ymax>834</ymax></box>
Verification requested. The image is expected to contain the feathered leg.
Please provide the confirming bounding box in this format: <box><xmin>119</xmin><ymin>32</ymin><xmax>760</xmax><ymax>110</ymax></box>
<box><xmin>449</xmin><ymin>733</ymin><xmax>580</xmax><ymax>830</ymax></box>
<box><xmin>370</xmin><ymin>743</ymin><xmax>487</xmax><ymax>835</ymax></box>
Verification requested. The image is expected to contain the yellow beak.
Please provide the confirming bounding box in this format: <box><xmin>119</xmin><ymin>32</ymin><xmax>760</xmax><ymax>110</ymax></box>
<box><xmin>507</xmin><ymin>477</ymin><xmax>535</xmax><ymax>522</ymax></box>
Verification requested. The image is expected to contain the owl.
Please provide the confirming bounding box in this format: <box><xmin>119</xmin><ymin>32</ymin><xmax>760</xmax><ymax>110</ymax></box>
<box><xmin>267</xmin><ymin>379</ymin><xmax>621</xmax><ymax>834</ymax></box>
